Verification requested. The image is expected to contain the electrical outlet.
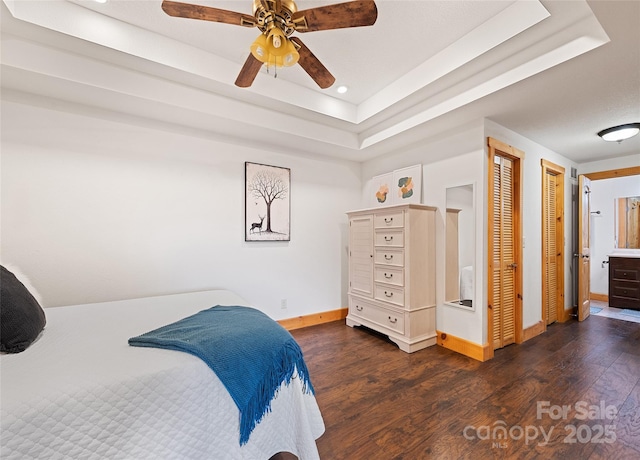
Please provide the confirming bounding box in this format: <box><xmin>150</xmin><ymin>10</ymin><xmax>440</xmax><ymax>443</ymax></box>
<box><xmin>281</xmin><ymin>299</ymin><xmax>287</xmax><ymax>309</ymax></box>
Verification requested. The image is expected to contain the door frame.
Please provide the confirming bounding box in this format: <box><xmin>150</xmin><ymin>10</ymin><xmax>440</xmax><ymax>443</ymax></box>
<box><xmin>541</xmin><ymin>159</ymin><xmax>567</xmax><ymax>324</ymax></box>
<box><xmin>577</xmin><ymin>175</ymin><xmax>592</xmax><ymax>321</ymax></box>
<box><xmin>581</xmin><ymin>166</ymin><xmax>640</xmax><ymax>308</ymax></box>
<box><xmin>487</xmin><ymin>137</ymin><xmax>524</xmax><ymax>355</ymax></box>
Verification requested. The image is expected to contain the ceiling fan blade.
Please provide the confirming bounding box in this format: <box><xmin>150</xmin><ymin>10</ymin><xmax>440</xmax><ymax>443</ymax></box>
<box><xmin>235</xmin><ymin>54</ymin><xmax>263</xmax><ymax>88</ymax></box>
<box><xmin>161</xmin><ymin>0</ymin><xmax>257</xmax><ymax>28</ymax></box>
<box><xmin>290</xmin><ymin>37</ymin><xmax>335</xmax><ymax>89</ymax></box>
<box><xmin>292</xmin><ymin>0</ymin><xmax>377</xmax><ymax>32</ymax></box>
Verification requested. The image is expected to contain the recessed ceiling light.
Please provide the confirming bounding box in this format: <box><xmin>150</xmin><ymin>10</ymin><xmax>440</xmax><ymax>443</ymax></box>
<box><xmin>336</xmin><ymin>86</ymin><xmax>348</xmax><ymax>94</ymax></box>
<box><xmin>94</xmin><ymin>0</ymin><xmax>108</xmax><ymax>4</ymax></box>
<box><xmin>597</xmin><ymin>123</ymin><xmax>640</xmax><ymax>142</ymax></box>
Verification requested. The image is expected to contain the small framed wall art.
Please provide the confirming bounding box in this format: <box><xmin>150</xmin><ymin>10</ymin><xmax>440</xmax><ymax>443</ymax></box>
<box><xmin>371</xmin><ymin>172</ymin><xmax>393</xmax><ymax>207</ymax></box>
<box><xmin>392</xmin><ymin>164</ymin><xmax>422</xmax><ymax>205</ymax></box>
<box><xmin>245</xmin><ymin>162</ymin><xmax>290</xmax><ymax>241</ymax></box>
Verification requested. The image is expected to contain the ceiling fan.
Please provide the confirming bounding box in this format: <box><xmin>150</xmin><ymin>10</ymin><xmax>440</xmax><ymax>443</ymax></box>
<box><xmin>161</xmin><ymin>0</ymin><xmax>378</xmax><ymax>88</ymax></box>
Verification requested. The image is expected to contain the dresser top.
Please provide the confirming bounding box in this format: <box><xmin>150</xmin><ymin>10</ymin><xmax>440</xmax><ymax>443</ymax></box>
<box><xmin>347</xmin><ymin>203</ymin><xmax>437</xmax><ymax>215</ymax></box>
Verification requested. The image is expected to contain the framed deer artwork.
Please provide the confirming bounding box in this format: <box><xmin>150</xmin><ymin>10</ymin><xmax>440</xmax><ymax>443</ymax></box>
<box><xmin>245</xmin><ymin>162</ymin><xmax>291</xmax><ymax>241</ymax></box>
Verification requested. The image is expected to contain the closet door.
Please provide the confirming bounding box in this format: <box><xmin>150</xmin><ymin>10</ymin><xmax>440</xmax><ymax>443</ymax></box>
<box><xmin>545</xmin><ymin>172</ymin><xmax>558</xmax><ymax>324</ymax></box>
<box><xmin>349</xmin><ymin>215</ymin><xmax>374</xmax><ymax>297</ymax></box>
<box><xmin>492</xmin><ymin>155</ymin><xmax>516</xmax><ymax>349</ymax></box>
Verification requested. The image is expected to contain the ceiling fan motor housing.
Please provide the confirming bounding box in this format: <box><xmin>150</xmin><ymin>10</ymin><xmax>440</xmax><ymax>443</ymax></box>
<box><xmin>253</xmin><ymin>0</ymin><xmax>298</xmax><ymax>36</ymax></box>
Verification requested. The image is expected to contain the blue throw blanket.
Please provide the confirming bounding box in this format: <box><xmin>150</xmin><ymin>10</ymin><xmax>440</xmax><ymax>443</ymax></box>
<box><xmin>128</xmin><ymin>305</ymin><xmax>314</xmax><ymax>445</ymax></box>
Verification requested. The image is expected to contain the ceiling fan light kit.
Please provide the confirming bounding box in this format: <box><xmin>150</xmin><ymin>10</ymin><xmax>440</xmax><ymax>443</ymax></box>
<box><xmin>250</xmin><ymin>28</ymin><xmax>300</xmax><ymax>68</ymax></box>
<box><xmin>597</xmin><ymin>123</ymin><xmax>640</xmax><ymax>142</ymax></box>
<box><xmin>161</xmin><ymin>0</ymin><xmax>378</xmax><ymax>88</ymax></box>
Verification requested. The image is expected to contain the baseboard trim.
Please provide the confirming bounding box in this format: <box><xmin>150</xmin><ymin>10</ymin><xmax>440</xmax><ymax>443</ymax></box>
<box><xmin>590</xmin><ymin>292</ymin><xmax>608</xmax><ymax>302</ymax></box>
<box><xmin>278</xmin><ymin>308</ymin><xmax>348</xmax><ymax>331</ymax></box>
<box><xmin>436</xmin><ymin>330</ymin><xmax>492</xmax><ymax>362</ymax></box>
<box><xmin>521</xmin><ymin>320</ymin><xmax>545</xmax><ymax>342</ymax></box>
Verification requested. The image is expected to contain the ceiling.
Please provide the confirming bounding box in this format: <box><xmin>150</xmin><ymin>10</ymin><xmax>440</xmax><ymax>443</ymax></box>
<box><xmin>1</xmin><ymin>0</ymin><xmax>639</xmax><ymax>164</ymax></box>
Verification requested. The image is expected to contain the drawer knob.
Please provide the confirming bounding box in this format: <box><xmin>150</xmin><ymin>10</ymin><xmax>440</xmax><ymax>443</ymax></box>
<box><xmin>385</xmin><ymin>236</ymin><xmax>393</xmax><ymax>242</ymax></box>
<box><xmin>356</xmin><ymin>305</ymin><xmax>363</xmax><ymax>311</ymax></box>
<box><xmin>385</xmin><ymin>217</ymin><xmax>393</xmax><ymax>224</ymax></box>
<box><xmin>384</xmin><ymin>291</ymin><xmax>393</xmax><ymax>297</ymax></box>
<box><xmin>384</xmin><ymin>254</ymin><xmax>393</xmax><ymax>260</ymax></box>
<box><xmin>384</xmin><ymin>273</ymin><xmax>393</xmax><ymax>279</ymax></box>
<box><xmin>388</xmin><ymin>316</ymin><xmax>398</xmax><ymax>324</ymax></box>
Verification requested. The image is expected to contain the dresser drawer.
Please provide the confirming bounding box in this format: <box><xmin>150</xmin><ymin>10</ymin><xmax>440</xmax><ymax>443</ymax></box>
<box><xmin>375</xmin><ymin>229</ymin><xmax>404</xmax><ymax>247</ymax></box>
<box><xmin>374</xmin><ymin>211</ymin><xmax>404</xmax><ymax>229</ymax></box>
<box><xmin>349</xmin><ymin>297</ymin><xmax>404</xmax><ymax>335</ymax></box>
<box><xmin>375</xmin><ymin>248</ymin><xmax>404</xmax><ymax>267</ymax></box>
<box><xmin>612</xmin><ymin>268</ymin><xmax>639</xmax><ymax>281</ymax></box>
<box><xmin>374</xmin><ymin>266</ymin><xmax>404</xmax><ymax>287</ymax></box>
<box><xmin>374</xmin><ymin>283</ymin><xmax>405</xmax><ymax>307</ymax></box>
<box><xmin>611</xmin><ymin>282</ymin><xmax>640</xmax><ymax>300</ymax></box>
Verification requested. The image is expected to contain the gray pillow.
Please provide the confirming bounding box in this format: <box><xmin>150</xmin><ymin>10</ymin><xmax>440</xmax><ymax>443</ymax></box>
<box><xmin>1</xmin><ymin>265</ymin><xmax>46</xmax><ymax>353</ymax></box>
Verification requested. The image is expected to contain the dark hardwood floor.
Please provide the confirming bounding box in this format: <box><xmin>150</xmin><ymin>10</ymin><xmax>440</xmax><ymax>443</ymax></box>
<box><xmin>285</xmin><ymin>315</ymin><xmax>640</xmax><ymax>459</ymax></box>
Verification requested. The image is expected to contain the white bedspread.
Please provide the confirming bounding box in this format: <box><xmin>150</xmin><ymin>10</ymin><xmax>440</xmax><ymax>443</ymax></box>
<box><xmin>0</xmin><ymin>290</ymin><xmax>324</xmax><ymax>459</ymax></box>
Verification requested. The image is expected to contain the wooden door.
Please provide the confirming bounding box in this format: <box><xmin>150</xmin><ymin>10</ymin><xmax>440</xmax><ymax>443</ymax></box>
<box><xmin>488</xmin><ymin>138</ymin><xmax>523</xmax><ymax>352</ymax></box>
<box><xmin>492</xmin><ymin>156</ymin><xmax>516</xmax><ymax>348</ymax></box>
<box><xmin>349</xmin><ymin>215</ymin><xmax>374</xmax><ymax>298</ymax></box>
<box><xmin>577</xmin><ymin>175</ymin><xmax>591</xmax><ymax>321</ymax></box>
<box><xmin>542</xmin><ymin>160</ymin><xmax>565</xmax><ymax>324</ymax></box>
<box><xmin>545</xmin><ymin>172</ymin><xmax>559</xmax><ymax>324</ymax></box>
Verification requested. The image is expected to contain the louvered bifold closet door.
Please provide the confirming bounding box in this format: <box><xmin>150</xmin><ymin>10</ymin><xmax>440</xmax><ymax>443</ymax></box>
<box><xmin>492</xmin><ymin>156</ymin><xmax>516</xmax><ymax>349</ymax></box>
<box><xmin>545</xmin><ymin>172</ymin><xmax>558</xmax><ymax>324</ymax></box>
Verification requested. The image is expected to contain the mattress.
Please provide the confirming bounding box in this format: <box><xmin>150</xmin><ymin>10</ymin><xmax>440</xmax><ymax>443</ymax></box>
<box><xmin>0</xmin><ymin>290</ymin><xmax>324</xmax><ymax>459</ymax></box>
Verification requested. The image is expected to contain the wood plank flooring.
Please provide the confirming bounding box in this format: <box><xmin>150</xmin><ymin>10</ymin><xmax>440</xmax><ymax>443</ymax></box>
<box><xmin>281</xmin><ymin>315</ymin><xmax>640</xmax><ymax>459</ymax></box>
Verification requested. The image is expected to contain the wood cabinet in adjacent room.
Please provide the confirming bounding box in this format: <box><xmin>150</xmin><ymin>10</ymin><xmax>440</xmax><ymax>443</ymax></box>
<box><xmin>609</xmin><ymin>256</ymin><xmax>640</xmax><ymax>310</ymax></box>
<box><xmin>346</xmin><ymin>204</ymin><xmax>437</xmax><ymax>352</ymax></box>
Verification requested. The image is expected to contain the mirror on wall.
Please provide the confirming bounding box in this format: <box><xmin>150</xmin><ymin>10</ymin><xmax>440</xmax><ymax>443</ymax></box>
<box><xmin>445</xmin><ymin>184</ymin><xmax>474</xmax><ymax>308</ymax></box>
<box><xmin>615</xmin><ymin>196</ymin><xmax>640</xmax><ymax>249</ymax></box>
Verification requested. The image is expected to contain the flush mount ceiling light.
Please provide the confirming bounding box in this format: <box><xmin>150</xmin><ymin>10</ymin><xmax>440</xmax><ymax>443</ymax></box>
<box><xmin>597</xmin><ymin>123</ymin><xmax>640</xmax><ymax>142</ymax></box>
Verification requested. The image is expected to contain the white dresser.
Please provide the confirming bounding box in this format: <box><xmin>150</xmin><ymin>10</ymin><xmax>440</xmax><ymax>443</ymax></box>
<box><xmin>346</xmin><ymin>204</ymin><xmax>437</xmax><ymax>352</ymax></box>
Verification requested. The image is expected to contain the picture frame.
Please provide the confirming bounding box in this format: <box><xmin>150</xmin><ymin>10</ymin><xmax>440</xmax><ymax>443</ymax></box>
<box><xmin>392</xmin><ymin>164</ymin><xmax>422</xmax><ymax>205</ymax></box>
<box><xmin>245</xmin><ymin>162</ymin><xmax>291</xmax><ymax>241</ymax></box>
<box><xmin>371</xmin><ymin>172</ymin><xmax>394</xmax><ymax>207</ymax></box>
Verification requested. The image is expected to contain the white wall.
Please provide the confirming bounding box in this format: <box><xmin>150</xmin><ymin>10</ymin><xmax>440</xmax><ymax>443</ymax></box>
<box><xmin>589</xmin><ymin>176</ymin><xmax>640</xmax><ymax>294</ymax></box>
<box><xmin>578</xmin><ymin>153</ymin><xmax>640</xmax><ymax>175</ymax></box>
<box><xmin>485</xmin><ymin>120</ymin><xmax>578</xmax><ymax>330</ymax></box>
<box><xmin>362</xmin><ymin>120</ymin><xmax>487</xmax><ymax>344</ymax></box>
<box><xmin>361</xmin><ymin>118</ymin><xmax>596</xmax><ymax>348</ymax></box>
<box><xmin>424</xmin><ymin>151</ymin><xmax>485</xmax><ymax>344</ymax></box>
<box><xmin>0</xmin><ymin>99</ymin><xmax>362</xmax><ymax>319</ymax></box>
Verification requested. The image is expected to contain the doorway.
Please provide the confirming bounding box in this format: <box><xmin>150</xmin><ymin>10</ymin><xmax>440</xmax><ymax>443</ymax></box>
<box><xmin>580</xmin><ymin>166</ymin><xmax>640</xmax><ymax>317</ymax></box>
<box><xmin>487</xmin><ymin>137</ymin><xmax>523</xmax><ymax>351</ymax></box>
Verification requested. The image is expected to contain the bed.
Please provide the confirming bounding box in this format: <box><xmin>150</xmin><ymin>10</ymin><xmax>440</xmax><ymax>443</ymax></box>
<box><xmin>0</xmin><ymin>288</ymin><xmax>324</xmax><ymax>459</ymax></box>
